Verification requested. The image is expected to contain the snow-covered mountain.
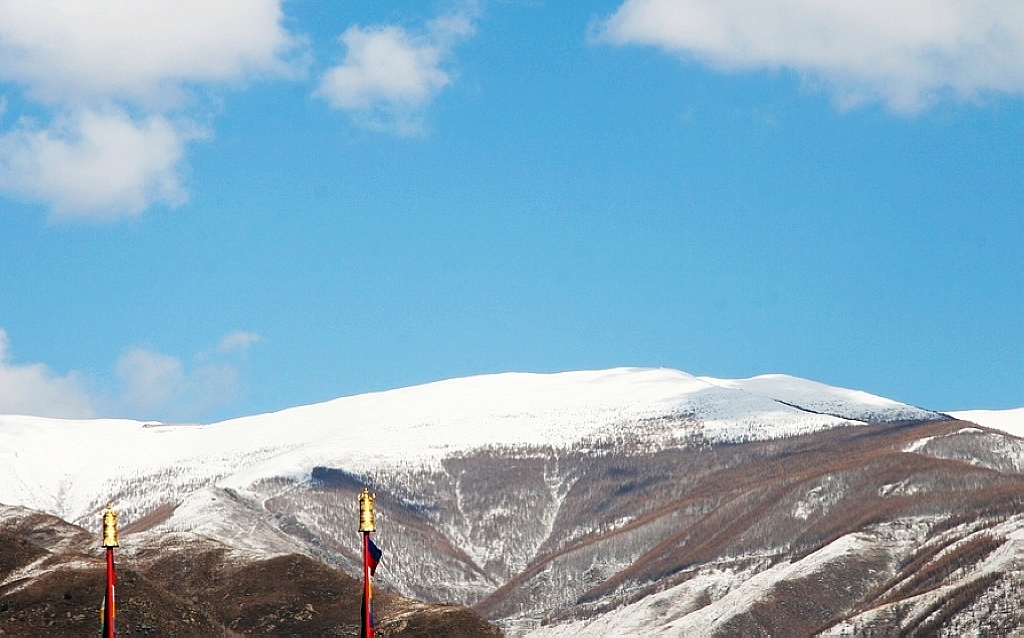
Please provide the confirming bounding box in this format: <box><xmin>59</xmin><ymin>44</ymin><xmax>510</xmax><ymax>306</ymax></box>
<box><xmin>0</xmin><ymin>367</ymin><xmax>940</xmax><ymax>524</ymax></box>
<box><xmin>3</xmin><ymin>367</ymin><xmax>1022</xmax><ymax>635</ymax></box>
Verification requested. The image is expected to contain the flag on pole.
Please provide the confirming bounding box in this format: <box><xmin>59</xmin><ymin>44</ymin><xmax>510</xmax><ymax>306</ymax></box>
<box><xmin>361</xmin><ymin>532</ymin><xmax>380</xmax><ymax>638</ymax></box>
<box><xmin>361</xmin><ymin>562</ymin><xmax>374</xmax><ymax>638</ymax></box>
<box><xmin>359</xmin><ymin>488</ymin><xmax>381</xmax><ymax>638</ymax></box>
<box><xmin>367</xmin><ymin>536</ymin><xmax>383</xmax><ymax>576</ymax></box>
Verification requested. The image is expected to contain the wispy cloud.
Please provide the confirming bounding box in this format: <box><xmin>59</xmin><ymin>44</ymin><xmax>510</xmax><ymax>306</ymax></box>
<box><xmin>0</xmin><ymin>0</ymin><xmax>300</xmax><ymax>220</ymax></box>
<box><xmin>218</xmin><ymin>331</ymin><xmax>262</xmax><ymax>354</ymax></box>
<box><xmin>114</xmin><ymin>347</ymin><xmax>241</xmax><ymax>422</ymax></box>
<box><xmin>315</xmin><ymin>5</ymin><xmax>478</xmax><ymax>135</ymax></box>
<box><xmin>0</xmin><ymin>328</ymin><xmax>261</xmax><ymax>422</ymax></box>
<box><xmin>0</xmin><ymin>328</ymin><xmax>96</xmax><ymax>418</ymax></box>
<box><xmin>598</xmin><ymin>0</ymin><xmax>1024</xmax><ymax>112</ymax></box>
<box><xmin>111</xmin><ymin>331</ymin><xmax>263</xmax><ymax>421</ymax></box>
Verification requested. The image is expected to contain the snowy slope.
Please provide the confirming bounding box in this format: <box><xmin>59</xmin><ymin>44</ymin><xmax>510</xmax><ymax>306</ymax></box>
<box><xmin>529</xmin><ymin>530</ymin><xmax>900</xmax><ymax>637</ymax></box>
<box><xmin>0</xmin><ymin>367</ymin><xmax>942</xmax><ymax>526</ymax></box>
<box><xmin>699</xmin><ymin>374</ymin><xmax>943</xmax><ymax>423</ymax></box>
<box><xmin>4</xmin><ymin>367</ymin><xmax>1019</xmax><ymax>635</ymax></box>
<box><xmin>949</xmin><ymin>408</ymin><xmax>1024</xmax><ymax>439</ymax></box>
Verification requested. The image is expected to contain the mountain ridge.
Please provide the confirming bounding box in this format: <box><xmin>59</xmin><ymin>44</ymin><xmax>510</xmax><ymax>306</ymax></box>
<box><xmin>0</xmin><ymin>367</ymin><xmax>946</xmax><ymax>525</ymax></box>
<box><xmin>2</xmin><ymin>367</ymin><xmax>1022</xmax><ymax>635</ymax></box>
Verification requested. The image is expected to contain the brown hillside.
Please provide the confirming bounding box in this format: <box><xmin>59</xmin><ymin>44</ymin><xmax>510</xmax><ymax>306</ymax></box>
<box><xmin>0</xmin><ymin>507</ymin><xmax>501</xmax><ymax>636</ymax></box>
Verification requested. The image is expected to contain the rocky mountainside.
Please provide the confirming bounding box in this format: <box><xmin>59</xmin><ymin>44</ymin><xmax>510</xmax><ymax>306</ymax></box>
<box><xmin>0</xmin><ymin>504</ymin><xmax>499</xmax><ymax>635</ymax></box>
<box><xmin>2</xmin><ymin>367</ymin><xmax>1022</xmax><ymax>635</ymax></box>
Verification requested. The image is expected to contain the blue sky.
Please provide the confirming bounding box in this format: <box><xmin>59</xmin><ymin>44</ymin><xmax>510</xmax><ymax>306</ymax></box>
<box><xmin>0</xmin><ymin>0</ymin><xmax>1020</xmax><ymax>422</ymax></box>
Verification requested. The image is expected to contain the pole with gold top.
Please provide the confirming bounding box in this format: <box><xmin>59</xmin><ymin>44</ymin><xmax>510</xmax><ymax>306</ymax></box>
<box><xmin>359</xmin><ymin>487</ymin><xmax>379</xmax><ymax>638</ymax></box>
<box><xmin>101</xmin><ymin>503</ymin><xmax>119</xmax><ymax>638</ymax></box>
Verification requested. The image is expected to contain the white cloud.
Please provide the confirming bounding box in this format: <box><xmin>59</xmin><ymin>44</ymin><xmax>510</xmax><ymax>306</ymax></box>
<box><xmin>318</xmin><ymin>26</ymin><xmax>450</xmax><ymax>111</ymax></box>
<box><xmin>0</xmin><ymin>0</ymin><xmax>298</xmax><ymax>220</ymax></box>
<box><xmin>316</xmin><ymin>5</ymin><xmax>478</xmax><ymax>134</ymax></box>
<box><xmin>0</xmin><ymin>328</ymin><xmax>96</xmax><ymax>418</ymax></box>
<box><xmin>0</xmin><ymin>328</ymin><xmax>257</xmax><ymax>421</ymax></box>
<box><xmin>0</xmin><ymin>0</ymin><xmax>296</xmax><ymax>107</ymax></box>
<box><xmin>218</xmin><ymin>331</ymin><xmax>262</xmax><ymax>354</ymax></box>
<box><xmin>0</xmin><ymin>109</ymin><xmax>201</xmax><ymax>220</ymax></box>
<box><xmin>114</xmin><ymin>346</ymin><xmax>241</xmax><ymax>422</ymax></box>
<box><xmin>115</xmin><ymin>348</ymin><xmax>184</xmax><ymax>416</ymax></box>
<box><xmin>112</xmin><ymin>330</ymin><xmax>262</xmax><ymax>421</ymax></box>
<box><xmin>599</xmin><ymin>0</ymin><xmax>1024</xmax><ymax>112</ymax></box>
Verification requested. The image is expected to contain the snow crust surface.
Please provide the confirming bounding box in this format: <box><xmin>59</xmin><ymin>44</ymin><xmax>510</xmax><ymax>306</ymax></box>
<box><xmin>0</xmin><ymin>367</ymin><xmax>938</xmax><ymax>524</ymax></box>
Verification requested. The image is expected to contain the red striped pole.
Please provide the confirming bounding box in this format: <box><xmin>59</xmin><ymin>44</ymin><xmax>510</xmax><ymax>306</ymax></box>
<box><xmin>358</xmin><ymin>488</ymin><xmax>376</xmax><ymax>638</ymax></box>
<box><xmin>362</xmin><ymin>531</ymin><xmax>373</xmax><ymax>638</ymax></box>
<box><xmin>104</xmin><ymin>546</ymin><xmax>116</xmax><ymax>638</ymax></box>
<box><xmin>101</xmin><ymin>503</ymin><xmax>119</xmax><ymax>638</ymax></box>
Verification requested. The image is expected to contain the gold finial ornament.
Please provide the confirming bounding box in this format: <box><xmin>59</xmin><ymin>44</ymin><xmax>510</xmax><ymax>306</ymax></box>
<box><xmin>358</xmin><ymin>487</ymin><xmax>376</xmax><ymax>532</ymax></box>
<box><xmin>102</xmin><ymin>503</ymin><xmax>119</xmax><ymax>548</ymax></box>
